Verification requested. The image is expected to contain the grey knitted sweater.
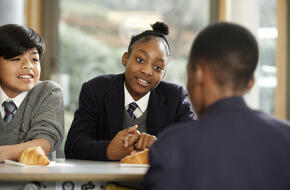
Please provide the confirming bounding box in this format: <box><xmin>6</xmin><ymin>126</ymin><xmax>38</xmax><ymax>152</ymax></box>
<box><xmin>0</xmin><ymin>81</ymin><xmax>64</xmax><ymax>154</ymax></box>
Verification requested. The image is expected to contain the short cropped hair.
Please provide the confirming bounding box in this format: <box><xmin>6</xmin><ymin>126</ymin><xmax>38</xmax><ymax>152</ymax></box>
<box><xmin>0</xmin><ymin>24</ymin><xmax>45</xmax><ymax>59</ymax></box>
<box><xmin>189</xmin><ymin>22</ymin><xmax>259</xmax><ymax>91</ymax></box>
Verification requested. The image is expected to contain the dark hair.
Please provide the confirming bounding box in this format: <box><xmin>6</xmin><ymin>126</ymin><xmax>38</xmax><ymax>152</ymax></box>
<box><xmin>0</xmin><ymin>24</ymin><xmax>45</xmax><ymax>59</ymax></box>
<box><xmin>189</xmin><ymin>22</ymin><xmax>259</xmax><ymax>91</ymax></box>
<box><xmin>128</xmin><ymin>21</ymin><xmax>170</xmax><ymax>57</ymax></box>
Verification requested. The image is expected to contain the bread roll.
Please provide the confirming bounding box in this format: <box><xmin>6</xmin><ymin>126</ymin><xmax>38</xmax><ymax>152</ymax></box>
<box><xmin>18</xmin><ymin>146</ymin><xmax>50</xmax><ymax>166</ymax></box>
<box><xmin>121</xmin><ymin>149</ymin><xmax>149</xmax><ymax>164</ymax></box>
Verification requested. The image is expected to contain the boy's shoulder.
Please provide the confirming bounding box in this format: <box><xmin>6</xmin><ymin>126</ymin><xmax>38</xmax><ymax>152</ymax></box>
<box><xmin>29</xmin><ymin>80</ymin><xmax>62</xmax><ymax>95</ymax></box>
<box><xmin>24</xmin><ymin>81</ymin><xmax>62</xmax><ymax>105</ymax></box>
<box><xmin>34</xmin><ymin>80</ymin><xmax>61</xmax><ymax>90</ymax></box>
<box><xmin>154</xmin><ymin>120</ymin><xmax>196</xmax><ymax>148</ymax></box>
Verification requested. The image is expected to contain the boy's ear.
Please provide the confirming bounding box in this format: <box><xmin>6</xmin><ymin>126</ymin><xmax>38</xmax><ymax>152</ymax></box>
<box><xmin>247</xmin><ymin>75</ymin><xmax>255</xmax><ymax>90</ymax></box>
<box><xmin>195</xmin><ymin>64</ymin><xmax>204</xmax><ymax>85</ymax></box>
<box><xmin>122</xmin><ymin>52</ymin><xmax>128</xmax><ymax>67</ymax></box>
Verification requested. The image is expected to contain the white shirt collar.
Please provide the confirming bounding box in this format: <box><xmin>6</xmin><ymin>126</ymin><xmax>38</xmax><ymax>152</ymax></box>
<box><xmin>0</xmin><ymin>86</ymin><xmax>28</xmax><ymax>111</ymax></box>
<box><xmin>124</xmin><ymin>83</ymin><xmax>150</xmax><ymax>113</ymax></box>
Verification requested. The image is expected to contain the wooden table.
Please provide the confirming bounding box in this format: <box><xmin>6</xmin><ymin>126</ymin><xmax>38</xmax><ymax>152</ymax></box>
<box><xmin>0</xmin><ymin>159</ymin><xmax>148</xmax><ymax>182</ymax></box>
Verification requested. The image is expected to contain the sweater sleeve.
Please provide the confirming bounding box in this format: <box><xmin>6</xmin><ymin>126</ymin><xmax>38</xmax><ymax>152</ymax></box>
<box><xmin>25</xmin><ymin>81</ymin><xmax>64</xmax><ymax>153</ymax></box>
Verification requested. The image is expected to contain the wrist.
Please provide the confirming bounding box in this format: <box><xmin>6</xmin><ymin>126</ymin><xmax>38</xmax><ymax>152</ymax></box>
<box><xmin>106</xmin><ymin>143</ymin><xmax>114</xmax><ymax>160</ymax></box>
<box><xmin>0</xmin><ymin>146</ymin><xmax>8</xmax><ymax>162</ymax></box>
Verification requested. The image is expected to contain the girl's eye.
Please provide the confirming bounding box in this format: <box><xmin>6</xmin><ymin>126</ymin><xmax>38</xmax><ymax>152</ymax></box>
<box><xmin>154</xmin><ymin>66</ymin><xmax>164</xmax><ymax>72</ymax></box>
<box><xmin>136</xmin><ymin>57</ymin><xmax>144</xmax><ymax>64</ymax></box>
<box><xmin>32</xmin><ymin>58</ymin><xmax>40</xmax><ymax>62</ymax></box>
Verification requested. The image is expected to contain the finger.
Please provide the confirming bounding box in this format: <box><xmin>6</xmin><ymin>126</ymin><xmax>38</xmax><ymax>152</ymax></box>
<box><xmin>141</xmin><ymin>134</ymin><xmax>150</xmax><ymax>150</ymax></box>
<box><xmin>128</xmin><ymin>125</ymin><xmax>139</xmax><ymax>135</ymax></box>
<box><xmin>126</xmin><ymin>125</ymin><xmax>138</xmax><ymax>134</ymax></box>
<box><xmin>130</xmin><ymin>124</ymin><xmax>138</xmax><ymax>131</ymax></box>
<box><xmin>123</xmin><ymin>134</ymin><xmax>132</xmax><ymax>147</ymax></box>
<box><xmin>127</xmin><ymin>133</ymin><xmax>140</xmax><ymax>147</ymax></box>
<box><xmin>136</xmin><ymin>133</ymin><xmax>145</xmax><ymax>150</ymax></box>
<box><xmin>131</xmin><ymin>129</ymin><xmax>141</xmax><ymax>136</ymax></box>
<box><xmin>130</xmin><ymin>150</ymin><xmax>137</xmax><ymax>156</ymax></box>
<box><xmin>107</xmin><ymin>139</ymin><xmax>128</xmax><ymax>160</ymax></box>
<box><xmin>147</xmin><ymin>135</ymin><xmax>157</xmax><ymax>147</ymax></box>
<box><xmin>124</xmin><ymin>140</ymin><xmax>128</xmax><ymax>148</ymax></box>
<box><xmin>121</xmin><ymin>125</ymin><xmax>138</xmax><ymax>135</ymax></box>
<box><xmin>128</xmin><ymin>145</ymin><xmax>134</xmax><ymax>152</ymax></box>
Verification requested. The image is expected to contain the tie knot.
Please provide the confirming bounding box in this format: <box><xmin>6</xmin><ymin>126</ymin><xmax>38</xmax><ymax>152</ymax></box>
<box><xmin>3</xmin><ymin>101</ymin><xmax>17</xmax><ymax>123</ymax></box>
<box><xmin>3</xmin><ymin>101</ymin><xmax>17</xmax><ymax>113</ymax></box>
<box><xmin>128</xmin><ymin>102</ymin><xmax>138</xmax><ymax>111</ymax></box>
<box><xmin>127</xmin><ymin>102</ymin><xmax>138</xmax><ymax>119</ymax></box>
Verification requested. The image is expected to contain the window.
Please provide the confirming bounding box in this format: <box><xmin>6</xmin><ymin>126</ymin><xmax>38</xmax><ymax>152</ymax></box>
<box><xmin>257</xmin><ymin>0</ymin><xmax>277</xmax><ymax>114</ymax></box>
<box><xmin>221</xmin><ymin>0</ymin><xmax>277</xmax><ymax>115</ymax></box>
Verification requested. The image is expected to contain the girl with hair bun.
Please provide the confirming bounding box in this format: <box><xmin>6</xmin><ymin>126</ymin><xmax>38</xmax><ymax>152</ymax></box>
<box><xmin>65</xmin><ymin>21</ymin><xmax>196</xmax><ymax>161</ymax></box>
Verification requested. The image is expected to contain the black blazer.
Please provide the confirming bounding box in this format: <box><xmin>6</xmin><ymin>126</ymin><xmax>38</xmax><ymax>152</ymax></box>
<box><xmin>143</xmin><ymin>97</ymin><xmax>290</xmax><ymax>190</ymax></box>
<box><xmin>65</xmin><ymin>73</ymin><xmax>195</xmax><ymax>161</ymax></box>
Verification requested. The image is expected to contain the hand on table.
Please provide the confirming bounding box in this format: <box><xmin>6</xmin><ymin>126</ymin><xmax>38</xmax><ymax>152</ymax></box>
<box><xmin>134</xmin><ymin>132</ymin><xmax>157</xmax><ymax>150</ymax></box>
<box><xmin>124</xmin><ymin>127</ymin><xmax>157</xmax><ymax>155</ymax></box>
<box><xmin>107</xmin><ymin>125</ymin><xmax>139</xmax><ymax>160</ymax></box>
<box><xmin>129</xmin><ymin>133</ymin><xmax>157</xmax><ymax>156</ymax></box>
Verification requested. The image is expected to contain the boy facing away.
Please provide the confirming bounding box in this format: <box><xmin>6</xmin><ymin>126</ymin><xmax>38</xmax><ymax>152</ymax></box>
<box><xmin>143</xmin><ymin>22</ymin><xmax>290</xmax><ymax>190</ymax></box>
<box><xmin>65</xmin><ymin>22</ymin><xmax>196</xmax><ymax>161</ymax></box>
<box><xmin>0</xmin><ymin>24</ymin><xmax>64</xmax><ymax>162</ymax></box>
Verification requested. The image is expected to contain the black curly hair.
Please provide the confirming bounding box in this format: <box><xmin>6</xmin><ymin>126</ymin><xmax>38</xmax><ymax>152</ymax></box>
<box><xmin>127</xmin><ymin>21</ymin><xmax>170</xmax><ymax>57</ymax></box>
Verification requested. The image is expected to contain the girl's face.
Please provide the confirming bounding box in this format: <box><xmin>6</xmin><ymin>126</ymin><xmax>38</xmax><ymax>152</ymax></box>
<box><xmin>0</xmin><ymin>48</ymin><xmax>41</xmax><ymax>98</ymax></box>
<box><xmin>122</xmin><ymin>38</ymin><xmax>169</xmax><ymax>100</ymax></box>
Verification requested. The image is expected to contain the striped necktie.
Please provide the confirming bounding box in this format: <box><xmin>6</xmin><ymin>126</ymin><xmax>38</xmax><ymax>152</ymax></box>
<box><xmin>127</xmin><ymin>102</ymin><xmax>138</xmax><ymax>120</ymax></box>
<box><xmin>3</xmin><ymin>101</ymin><xmax>17</xmax><ymax>123</ymax></box>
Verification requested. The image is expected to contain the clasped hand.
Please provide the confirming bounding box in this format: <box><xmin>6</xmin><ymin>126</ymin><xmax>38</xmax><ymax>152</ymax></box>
<box><xmin>106</xmin><ymin>125</ymin><xmax>156</xmax><ymax>160</ymax></box>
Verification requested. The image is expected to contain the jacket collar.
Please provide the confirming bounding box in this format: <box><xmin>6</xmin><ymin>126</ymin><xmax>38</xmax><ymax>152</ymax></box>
<box><xmin>104</xmin><ymin>73</ymin><xmax>168</xmax><ymax>137</ymax></box>
<box><xmin>201</xmin><ymin>96</ymin><xmax>248</xmax><ymax>118</ymax></box>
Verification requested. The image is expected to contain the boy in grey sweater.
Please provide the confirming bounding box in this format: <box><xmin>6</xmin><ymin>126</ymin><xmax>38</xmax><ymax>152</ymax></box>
<box><xmin>0</xmin><ymin>24</ymin><xmax>64</xmax><ymax>162</ymax></box>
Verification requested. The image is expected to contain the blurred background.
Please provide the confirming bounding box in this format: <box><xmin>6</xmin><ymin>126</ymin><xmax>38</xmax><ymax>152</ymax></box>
<box><xmin>0</xmin><ymin>0</ymin><xmax>289</xmax><ymax>158</ymax></box>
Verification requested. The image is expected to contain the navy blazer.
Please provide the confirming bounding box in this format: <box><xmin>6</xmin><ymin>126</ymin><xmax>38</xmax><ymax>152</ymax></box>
<box><xmin>144</xmin><ymin>97</ymin><xmax>290</xmax><ymax>190</ymax></box>
<box><xmin>65</xmin><ymin>73</ymin><xmax>195</xmax><ymax>161</ymax></box>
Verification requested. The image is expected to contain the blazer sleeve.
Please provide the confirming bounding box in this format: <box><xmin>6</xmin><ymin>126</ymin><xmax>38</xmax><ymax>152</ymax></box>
<box><xmin>175</xmin><ymin>86</ymin><xmax>196</xmax><ymax>122</ymax></box>
<box><xmin>65</xmin><ymin>82</ymin><xmax>110</xmax><ymax>161</ymax></box>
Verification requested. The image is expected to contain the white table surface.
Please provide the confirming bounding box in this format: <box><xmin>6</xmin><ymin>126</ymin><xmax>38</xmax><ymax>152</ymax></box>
<box><xmin>0</xmin><ymin>159</ymin><xmax>148</xmax><ymax>182</ymax></box>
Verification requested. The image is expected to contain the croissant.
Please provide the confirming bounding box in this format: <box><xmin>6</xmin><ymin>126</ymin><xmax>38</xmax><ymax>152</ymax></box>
<box><xmin>121</xmin><ymin>149</ymin><xmax>149</xmax><ymax>165</ymax></box>
<box><xmin>18</xmin><ymin>146</ymin><xmax>50</xmax><ymax>166</ymax></box>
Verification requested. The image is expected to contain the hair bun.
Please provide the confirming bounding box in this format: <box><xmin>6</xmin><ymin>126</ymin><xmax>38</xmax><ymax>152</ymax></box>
<box><xmin>151</xmin><ymin>22</ymin><xmax>169</xmax><ymax>35</ymax></box>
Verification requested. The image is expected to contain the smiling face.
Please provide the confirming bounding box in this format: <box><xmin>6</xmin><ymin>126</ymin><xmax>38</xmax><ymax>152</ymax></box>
<box><xmin>0</xmin><ymin>48</ymin><xmax>41</xmax><ymax>98</ymax></box>
<box><xmin>122</xmin><ymin>37</ymin><xmax>169</xmax><ymax>100</ymax></box>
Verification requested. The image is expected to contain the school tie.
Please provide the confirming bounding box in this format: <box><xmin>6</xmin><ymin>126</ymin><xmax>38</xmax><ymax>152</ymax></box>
<box><xmin>127</xmin><ymin>102</ymin><xmax>138</xmax><ymax>120</ymax></box>
<box><xmin>3</xmin><ymin>101</ymin><xmax>17</xmax><ymax>123</ymax></box>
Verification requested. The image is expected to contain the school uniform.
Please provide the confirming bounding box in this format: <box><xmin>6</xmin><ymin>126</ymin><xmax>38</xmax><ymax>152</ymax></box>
<box><xmin>143</xmin><ymin>96</ymin><xmax>290</xmax><ymax>190</ymax></box>
<box><xmin>65</xmin><ymin>73</ymin><xmax>195</xmax><ymax>161</ymax></box>
<box><xmin>0</xmin><ymin>81</ymin><xmax>64</xmax><ymax>155</ymax></box>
